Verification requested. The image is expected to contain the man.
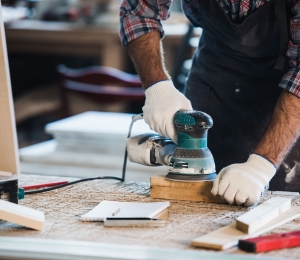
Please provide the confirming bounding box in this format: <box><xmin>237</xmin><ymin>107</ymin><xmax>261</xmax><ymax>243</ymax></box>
<box><xmin>119</xmin><ymin>0</ymin><xmax>300</xmax><ymax>206</ymax></box>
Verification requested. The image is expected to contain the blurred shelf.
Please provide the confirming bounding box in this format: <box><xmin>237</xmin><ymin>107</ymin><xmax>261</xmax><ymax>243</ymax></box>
<box><xmin>5</xmin><ymin>20</ymin><xmax>192</xmax><ymax>72</ymax></box>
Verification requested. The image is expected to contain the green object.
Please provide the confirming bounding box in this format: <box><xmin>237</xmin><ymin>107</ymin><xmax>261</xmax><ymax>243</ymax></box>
<box><xmin>166</xmin><ymin>110</ymin><xmax>217</xmax><ymax>181</ymax></box>
<box><xmin>18</xmin><ymin>187</ymin><xmax>25</xmax><ymax>200</ymax></box>
<box><xmin>174</xmin><ymin>113</ymin><xmax>195</xmax><ymax>125</ymax></box>
<box><xmin>177</xmin><ymin>133</ymin><xmax>207</xmax><ymax>149</ymax></box>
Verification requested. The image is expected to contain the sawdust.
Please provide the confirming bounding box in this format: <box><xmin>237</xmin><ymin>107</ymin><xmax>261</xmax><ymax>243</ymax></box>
<box><xmin>1</xmin><ymin>174</ymin><xmax>300</xmax><ymax>259</ymax></box>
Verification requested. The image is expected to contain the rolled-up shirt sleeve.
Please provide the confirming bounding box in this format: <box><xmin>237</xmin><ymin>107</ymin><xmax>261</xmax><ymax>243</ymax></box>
<box><xmin>119</xmin><ymin>0</ymin><xmax>172</xmax><ymax>47</ymax></box>
<box><xmin>279</xmin><ymin>2</ymin><xmax>300</xmax><ymax>97</ymax></box>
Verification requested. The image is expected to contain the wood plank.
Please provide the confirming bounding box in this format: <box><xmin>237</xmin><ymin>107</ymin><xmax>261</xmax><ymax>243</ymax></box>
<box><xmin>236</xmin><ymin>197</ymin><xmax>291</xmax><ymax>234</ymax></box>
<box><xmin>0</xmin><ymin>199</ymin><xmax>44</xmax><ymax>231</ymax></box>
<box><xmin>0</xmin><ymin>170</ymin><xmax>12</xmax><ymax>177</ymax></box>
<box><xmin>0</xmin><ymin>2</ymin><xmax>20</xmax><ymax>174</ymax></box>
<box><xmin>191</xmin><ymin>206</ymin><xmax>300</xmax><ymax>250</ymax></box>
<box><xmin>150</xmin><ymin>175</ymin><xmax>224</xmax><ymax>203</ymax></box>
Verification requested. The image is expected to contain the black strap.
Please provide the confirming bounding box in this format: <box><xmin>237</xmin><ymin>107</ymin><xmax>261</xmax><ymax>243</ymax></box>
<box><xmin>274</xmin><ymin>0</ymin><xmax>288</xmax><ymax>70</ymax></box>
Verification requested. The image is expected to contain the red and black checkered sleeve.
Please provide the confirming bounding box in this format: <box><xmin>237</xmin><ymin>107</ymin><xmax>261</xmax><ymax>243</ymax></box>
<box><xmin>119</xmin><ymin>0</ymin><xmax>172</xmax><ymax>47</ymax></box>
<box><xmin>279</xmin><ymin>2</ymin><xmax>300</xmax><ymax>97</ymax></box>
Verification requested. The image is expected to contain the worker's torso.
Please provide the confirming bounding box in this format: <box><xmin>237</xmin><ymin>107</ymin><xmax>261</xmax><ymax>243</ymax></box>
<box><xmin>183</xmin><ymin>0</ymin><xmax>292</xmax><ymax>172</ymax></box>
<box><xmin>182</xmin><ymin>0</ymin><xmax>294</xmax><ymax>26</ymax></box>
<box><xmin>185</xmin><ymin>0</ymin><xmax>292</xmax><ymax>110</ymax></box>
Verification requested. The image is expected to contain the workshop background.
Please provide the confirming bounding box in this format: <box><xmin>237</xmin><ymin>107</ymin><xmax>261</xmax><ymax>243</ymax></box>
<box><xmin>3</xmin><ymin>0</ymin><xmax>191</xmax><ymax>145</ymax></box>
<box><xmin>2</xmin><ymin>0</ymin><xmax>299</xmax><ymax>191</ymax></box>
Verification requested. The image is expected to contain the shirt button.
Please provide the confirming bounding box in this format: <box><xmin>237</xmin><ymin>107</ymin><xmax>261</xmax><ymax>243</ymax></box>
<box><xmin>235</xmin><ymin>88</ymin><xmax>240</xmax><ymax>93</ymax></box>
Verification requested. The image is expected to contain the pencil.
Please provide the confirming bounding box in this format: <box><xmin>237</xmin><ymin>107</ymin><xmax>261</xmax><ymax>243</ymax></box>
<box><xmin>112</xmin><ymin>208</ymin><xmax>121</xmax><ymax>216</ymax></box>
<box><xmin>21</xmin><ymin>181</ymin><xmax>69</xmax><ymax>190</ymax></box>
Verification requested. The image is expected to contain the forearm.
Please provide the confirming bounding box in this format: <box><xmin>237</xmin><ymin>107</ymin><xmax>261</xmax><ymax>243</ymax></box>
<box><xmin>254</xmin><ymin>90</ymin><xmax>300</xmax><ymax>167</ymax></box>
<box><xmin>126</xmin><ymin>31</ymin><xmax>170</xmax><ymax>89</ymax></box>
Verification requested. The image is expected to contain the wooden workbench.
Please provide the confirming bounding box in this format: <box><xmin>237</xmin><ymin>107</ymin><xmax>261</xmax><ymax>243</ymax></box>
<box><xmin>4</xmin><ymin>19</ymin><xmax>192</xmax><ymax>72</ymax></box>
<box><xmin>1</xmin><ymin>174</ymin><xmax>300</xmax><ymax>259</ymax></box>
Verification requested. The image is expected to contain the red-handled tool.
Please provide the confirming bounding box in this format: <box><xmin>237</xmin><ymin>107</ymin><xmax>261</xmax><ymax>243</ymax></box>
<box><xmin>238</xmin><ymin>230</ymin><xmax>300</xmax><ymax>252</ymax></box>
<box><xmin>21</xmin><ymin>181</ymin><xmax>69</xmax><ymax>190</ymax></box>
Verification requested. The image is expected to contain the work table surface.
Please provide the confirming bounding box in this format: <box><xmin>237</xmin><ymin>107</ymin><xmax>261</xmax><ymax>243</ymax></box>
<box><xmin>1</xmin><ymin>174</ymin><xmax>300</xmax><ymax>259</ymax></box>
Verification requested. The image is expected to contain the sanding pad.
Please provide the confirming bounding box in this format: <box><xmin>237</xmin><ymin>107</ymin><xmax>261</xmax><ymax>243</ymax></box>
<box><xmin>165</xmin><ymin>173</ymin><xmax>217</xmax><ymax>182</ymax></box>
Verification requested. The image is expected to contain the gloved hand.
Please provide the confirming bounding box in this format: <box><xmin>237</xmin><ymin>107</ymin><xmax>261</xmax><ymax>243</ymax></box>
<box><xmin>211</xmin><ymin>154</ymin><xmax>276</xmax><ymax>207</ymax></box>
<box><xmin>143</xmin><ymin>80</ymin><xmax>193</xmax><ymax>143</ymax></box>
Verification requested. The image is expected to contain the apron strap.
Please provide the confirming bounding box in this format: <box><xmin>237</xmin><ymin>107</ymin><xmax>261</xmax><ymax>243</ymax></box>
<box><xmin>274</xmin><ymin>0</ymin><xmax>288</xmax><ymax>70</ymax></box>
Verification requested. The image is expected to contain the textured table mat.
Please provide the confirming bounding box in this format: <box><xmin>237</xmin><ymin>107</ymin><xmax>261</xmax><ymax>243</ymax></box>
<box><xmin>1</xmin><ymin>174</ymin><xmax>300</xmax><ymax>259</ymax></box>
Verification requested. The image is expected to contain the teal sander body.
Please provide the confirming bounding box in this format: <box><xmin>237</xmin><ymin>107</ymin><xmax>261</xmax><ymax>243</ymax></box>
<box><xmin>166</xmin><ymin>110</ymin><xmax>217</xmax><ymax>182</ymax></box>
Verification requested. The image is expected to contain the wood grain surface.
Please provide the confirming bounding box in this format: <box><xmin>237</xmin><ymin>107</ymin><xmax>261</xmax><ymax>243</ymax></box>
<box><xmin>150</xmin><ymin>175</ymin><xmax>224</xmax><ymax>203</ymax></box>
<box><xmin>1</xmin><ymin>174</ymin><xmax>300</xmax><ymax>259</ymax></box>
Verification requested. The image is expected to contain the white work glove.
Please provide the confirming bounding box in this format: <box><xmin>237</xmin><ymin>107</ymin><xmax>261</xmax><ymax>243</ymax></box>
<box><xmin>143</xmin><ymin>80</ymin><xmax>193</xmax><ymax>143</ymax></box>
<box><xmin>211</xmin><ymin>154</ymin><xmax>276</xmax><ymax>207</ymax></box>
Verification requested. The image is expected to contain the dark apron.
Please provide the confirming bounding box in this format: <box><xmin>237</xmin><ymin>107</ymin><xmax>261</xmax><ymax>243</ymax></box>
<box><xmin>184</xmin><ymin>0</ymin><xmax>295</xmax><ymax>190</ymax></box>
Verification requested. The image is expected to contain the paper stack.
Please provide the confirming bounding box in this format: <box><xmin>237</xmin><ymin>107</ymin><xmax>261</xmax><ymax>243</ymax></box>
<box><xmin>81</xmin><ymin>200</ymin><xmax>170</xmax><ymax>227</ymax></box>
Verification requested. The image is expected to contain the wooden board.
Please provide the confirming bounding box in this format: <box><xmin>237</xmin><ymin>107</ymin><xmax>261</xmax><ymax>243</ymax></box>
<box><xmin>2</xmin><ymin>174</ymin><xmax>300</xmax><ymax>259</ymax></box>
<box><xmin>0</xmin><ymin>199</ymin><xmax>44</xmax><ymax>231</ymax></box>
<box><xmin>0</xmin><ymin>2</ymin><xmax>19</xmax><ymax>174</ymax></box>
<box><xmin>0</xmin><ymin>170</ymin><xmax>12</xmax><ymax>177</ymax></box>
<box><xmin>191</xmin><ymin>206</ymin><xmax>300</xmax><ymax>250</ymax></box>
<box><xmin>150</xmin><ymin>175</ymin><xmax>224</xmax><ymax>203</ymax></box>
<box><xmin>236</xmin><ymin>197</ymin><xmax>291</xmax><ymax>234</ymax></box>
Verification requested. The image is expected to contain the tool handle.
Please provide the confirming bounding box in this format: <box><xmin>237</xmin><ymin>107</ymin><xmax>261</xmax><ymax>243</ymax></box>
<box><xmin>239</xmin><ymin>230</ymin><xmax>300</xmax><ymax>252</ymax></box>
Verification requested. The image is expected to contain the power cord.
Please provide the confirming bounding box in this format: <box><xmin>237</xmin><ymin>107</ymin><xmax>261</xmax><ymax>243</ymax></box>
<box><xmin>24</xmin><ymin>114</ymin><xmax>144</xmax><ymax>196</ymax></box>
<box><xmin>24</xmin><ymin>176</ymin><xmax>123</xmax><ymax>195</ymax></box>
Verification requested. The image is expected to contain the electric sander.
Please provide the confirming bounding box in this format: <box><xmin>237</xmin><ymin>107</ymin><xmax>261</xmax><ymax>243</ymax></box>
<box><xmin>126</xmin><ymin>110</ymin><xmax>217</xmax><ymax>182</ymax></box>
<box><xmin>166</xmin><ymin>110</ymin><xmax>216</xmax><ymax>181</ymax></box>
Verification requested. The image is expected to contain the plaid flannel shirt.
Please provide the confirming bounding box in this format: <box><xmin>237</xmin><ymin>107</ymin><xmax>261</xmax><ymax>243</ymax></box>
<box><xmin>119</xmin><ymin>0</ymin><xmax>300</xmax><ymax>97</ymax></box>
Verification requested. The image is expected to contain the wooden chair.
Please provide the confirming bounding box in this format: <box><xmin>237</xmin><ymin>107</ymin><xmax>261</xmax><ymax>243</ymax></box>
<box><xmin>57</xmin><ymin>65</ymin><xmax>145</xmax><ymax>117</ymax></box>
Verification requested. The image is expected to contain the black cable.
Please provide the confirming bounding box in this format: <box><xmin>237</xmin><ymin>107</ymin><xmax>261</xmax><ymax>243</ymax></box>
<box><xmin>121</xmin><ymin>114</ymin><xmax>143</xmax><ymax>181</ymax></box>
<box><xmin>25</xmin><ymin>113</ymin><xmax>144</xmax><ymax>196</ymax></box>
<box><xmin>24</xmin><ymin>176</ymin><xmax>122</xmax><ymax>195</ymax></box>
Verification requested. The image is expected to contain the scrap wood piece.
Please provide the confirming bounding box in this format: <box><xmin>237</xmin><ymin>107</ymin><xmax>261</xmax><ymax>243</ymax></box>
<box><xmin>0</xmin><ymin>170</ymin><xmax>12</xmax><ymax>177</ymax></box>
<box><xmin>0</xmin><ymin>199</ymin><xmax>44</xmax><ymax>231</ymax></box>
<box><xmin>150</xmin><ymin>175</ymin><xmax>224</xmax><ymax>203</ymax></box>
<box><xmin>191</xmin><ymin>206</ymin><xmax>300</xmax><ymax>250</ymax></box>
<box><xmin>236</xmin><ymin>197</ymin><xmax>291</xmax><ymax>234</ymax></box>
